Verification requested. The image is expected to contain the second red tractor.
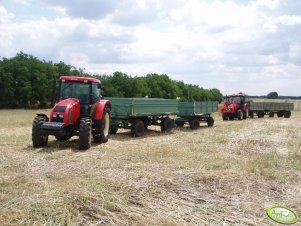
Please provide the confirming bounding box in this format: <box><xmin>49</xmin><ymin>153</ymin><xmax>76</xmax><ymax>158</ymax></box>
<box><xmin>221</xmin><ymin>92</ymin><xmax>248</xmax><ymax>120</ymax></box>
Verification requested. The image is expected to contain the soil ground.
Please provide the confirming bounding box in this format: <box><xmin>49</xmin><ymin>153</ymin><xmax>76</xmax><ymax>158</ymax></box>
<box><xmin>0</xmin><ymin>100</ymin><xmax>300</xmax><ymax>225</ymax></box>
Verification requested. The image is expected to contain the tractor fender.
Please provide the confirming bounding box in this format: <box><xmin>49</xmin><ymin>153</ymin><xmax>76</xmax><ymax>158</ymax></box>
<box><xmin>92</xmin><ymin>99</ymin><xmax>111</xmax><ymax>121</ymax></box>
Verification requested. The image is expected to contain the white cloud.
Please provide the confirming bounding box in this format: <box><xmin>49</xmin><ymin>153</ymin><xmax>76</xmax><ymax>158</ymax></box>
<box><xmin>0</xmin><ymin>6</ymin><xmax>14</xmax><ymax>23</ymax></box>
<box><xmin>0</xmin><ymin>0</ymin><xmax>301</xmax><ymax>95</ymax></box>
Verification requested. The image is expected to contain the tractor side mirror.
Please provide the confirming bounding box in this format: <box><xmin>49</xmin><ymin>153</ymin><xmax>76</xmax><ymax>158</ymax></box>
<box><xmin>97</xmin><ymin>83</ymin><xmax>101</xmax><ymax>89</ymax></box>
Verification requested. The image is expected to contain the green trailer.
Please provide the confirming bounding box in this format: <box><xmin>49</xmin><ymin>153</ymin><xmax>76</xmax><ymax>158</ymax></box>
<box><xmin>176</xmin><ymin>101</ymin><xmax>218</xmax><ymax>129</ymax></box>
<box><xmin>106</xmin><ymin>98</ymin><xmax>178</xmax><ymax>137</ymax></box>
<box><xmin>248</xmin><ymin>102</ymin><xmax>294</xmax><ymax>118</ymax></box>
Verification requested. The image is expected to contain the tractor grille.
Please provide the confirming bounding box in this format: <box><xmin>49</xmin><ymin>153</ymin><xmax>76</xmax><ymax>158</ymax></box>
<box><xmin>52</xmin><ymin>115</ymin><xmax>63</xmax><ymax>123</ymax></box>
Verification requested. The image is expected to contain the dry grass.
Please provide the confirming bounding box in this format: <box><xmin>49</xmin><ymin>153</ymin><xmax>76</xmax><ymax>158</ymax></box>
<box><xmin>1</xmin><ymin>100</ymin><xmax>301</xmax><ymax>226</ymax></box>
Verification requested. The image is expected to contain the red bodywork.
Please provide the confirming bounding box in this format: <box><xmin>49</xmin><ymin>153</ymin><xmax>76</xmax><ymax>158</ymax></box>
<box><xmin>39</xmin><ymin>75</ymin><xmax>110</xmax><ymax>137</ymax></box>
<box><xmin>221</xmin><ymin>92</ymin><xmax>248</xmax><ymax>119</ymax></box>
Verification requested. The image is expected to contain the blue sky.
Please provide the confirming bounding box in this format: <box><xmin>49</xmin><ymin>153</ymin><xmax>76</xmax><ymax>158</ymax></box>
<box><xmin>0</xmin><ymin>0</ymin><xmax>300</xmax><ymax>96</ymax></box>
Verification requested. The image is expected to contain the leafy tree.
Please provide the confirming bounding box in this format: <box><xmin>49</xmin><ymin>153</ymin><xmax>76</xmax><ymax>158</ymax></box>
<box><xmin>267</xmin><ymin>91</ymin><xmax>278</xmax><ymax>99</ymax></box>
<box><xmin>0</xmin><ymin>52</ymin><xmax>223</xmax><ymax>109</ymax></box>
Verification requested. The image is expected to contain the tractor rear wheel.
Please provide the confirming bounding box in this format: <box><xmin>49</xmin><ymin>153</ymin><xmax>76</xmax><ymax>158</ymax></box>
<box><xmin>161</xmin><ymin>117</ymin><xmax>173</xmax><ymax>133</ymax></box>
<box><xmin>79</xmin><ymin>118</ymin><xmax>92</xmax><ymax>150</ymax></box>
<box><xmin>131</xmin><ymin>119</ymin><xmax>145</xmax><ymax>137</ymax></box>
<box><xmin>32</xmin><ymin>115</ymin><xmax>48</xmax><ymax>148</ymax></box>
<box><xmin>207</xmin><ymin>117</ymin><xmax>214</xmax><ymax>127</ymax></box>
<box><xmin>93</xmin><ymin>107</ymin><xmax>111</xmax><ymax>143</ymax></box>
<box><xmin>189</xmin><ymin>119</ymin><xmax>200</xmax><ymax>129</ymax></box>
<box><xmin>237</xmin><ymin>110</ymin><xmax>243</xmax><ymax>120</ymax></box>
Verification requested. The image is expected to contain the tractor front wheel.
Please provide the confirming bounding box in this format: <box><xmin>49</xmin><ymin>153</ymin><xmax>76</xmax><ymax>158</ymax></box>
<box><xmin>79</xmin><ymin>118</ymin><xmax>92</xmax><ymax>150</ymax></box>
<box><xmin>93</xmin><ymin>107</ymin><xmax>111</xmax><ymax>143</ymax></box>
<box><xmin>32</xmin><ymin>115</ymin><xmax>48</xmax><ymax>148</ymax></box>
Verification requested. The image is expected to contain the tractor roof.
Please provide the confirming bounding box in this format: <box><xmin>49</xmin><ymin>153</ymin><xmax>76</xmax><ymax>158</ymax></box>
<box><xmin>60</xmin><ymin>75</ymin><xmax>101</xmax><ymax>84</ymax></box>
<box><xmin>228</xmin><ymin>92</ymin><xmax>247</xmax><ymax>97</ymax></box>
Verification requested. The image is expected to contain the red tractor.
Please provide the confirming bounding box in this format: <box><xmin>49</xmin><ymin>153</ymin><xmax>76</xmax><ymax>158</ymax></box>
<box><xmin>221</xmin><ymin>92</ymin><xmax>248</xmax><ymax>120</ymax></box>
<box><xmin>32</xmin><ymin>76</ymin><xmax>111</xmax><ymax>150</ymax></box>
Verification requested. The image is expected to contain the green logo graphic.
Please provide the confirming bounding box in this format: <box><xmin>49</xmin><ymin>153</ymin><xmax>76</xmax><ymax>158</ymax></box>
<box><xmin>267</xmin><ymin>206</ymin><xmax>299</xmax><ymax>225</ymax></box>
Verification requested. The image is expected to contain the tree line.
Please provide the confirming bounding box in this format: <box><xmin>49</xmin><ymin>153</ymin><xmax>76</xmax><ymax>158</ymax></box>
<box><xmin>0</xmin><ymin>52</ymin><xmax>223</xmax><ymax>109</ymax></box>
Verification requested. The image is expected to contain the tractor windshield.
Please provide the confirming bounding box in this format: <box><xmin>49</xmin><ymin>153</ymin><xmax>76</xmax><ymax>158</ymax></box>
<box><xmin>60</xmin><ymin>81</ymin><xmax>90</xmax><ymax>104</ymax></box>
<box><xmin>227</xmin><ymin>96</ymin><xmax>245</xmax><ymax>104</ymax></box>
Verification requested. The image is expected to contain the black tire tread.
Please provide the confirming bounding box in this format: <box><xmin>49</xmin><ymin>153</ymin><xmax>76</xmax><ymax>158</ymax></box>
<box><xmin>79</xmin><ymin>118</ymin><xmax>91</xmax><ymax>150</ymax></box>
<box><xmin>32</xmin><ymin>116</ymin><xmax>48</xmax><ymax>148</ymax></box>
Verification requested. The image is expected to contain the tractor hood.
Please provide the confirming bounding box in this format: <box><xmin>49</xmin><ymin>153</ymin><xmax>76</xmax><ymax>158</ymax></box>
<box><xmin>50</xmin><ymin>98</ymin><xmax>81</xmax><ymax>125</ymax></box>
<box><xmin>56</xmin><ymin>98</ymin><xmax>80</xmax><ymax>108</ymax></box>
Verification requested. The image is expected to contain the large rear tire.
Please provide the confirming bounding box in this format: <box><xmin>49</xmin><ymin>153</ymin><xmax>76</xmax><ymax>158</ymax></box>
<box><xmin>32</xmin><ymin>115</ymin><xmax>48</xmax><ymax>148</ymax></box>
<box><xmin>79</xmin><ymin>118</ymin><xmax>92</xmax><ymax>150</ymax></box>
<box><xmin>93</xmin><ymin>107</ymin><xmax>110</xmax><ymax>143</ymax></box>
<box><xmin>131</xmin><ymin>119</ymin><xmax>145</xmax><ymax>137</ymax></box>
<box><xmin>161</xmin><ymin>117</ymin><xmax>173</xmax><ymax>133</ymax></box>
<box><xmin>237</xmin><ymin>109</ymin><xmax>243</xmax><ymax>120</ymax></box>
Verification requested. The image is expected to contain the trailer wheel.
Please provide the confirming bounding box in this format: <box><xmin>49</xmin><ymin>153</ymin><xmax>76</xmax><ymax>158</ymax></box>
<box><xmin>93</xmin><ymin>107</ymin><xmax>111</xmax><ymax>143</ymax></box>
<box><xmin>110</xmin><ymin>125</ymin><xmax>118</xmax><ymax>134</ymax></box>
<box><xmin>257</xmin><ymin>111</ymin><xmax>264</xmax><ymax>118</ymax></box>
<box><xmin>277</xmin><ymin>112</ymin><xmax>284</xmax><ymax>117</ymax></box>
<box><xmin>176</xmin><ymin>121</ymin><xmax>184</xmax><ymax>127</ymax></box>
<box><xmin>131</xmin><ymin>119</ymin><xmax>145</xmax><ymax>137</ymax></box>
<box><xmin>189</xmin><ymin>119</ymin><xmax>200</xmax><ymax>129</ymax></box>
<box><xmin>32</xmin><ymin>115</ymin><xmax>48</xmax><ymax>148</ymax></box>
<box><xmin>269</xmin><ymin>112</ymin><xmax>274</xmax><ymax>118</ymax></box>
<box><xmin>79</xmin><ymin>118</ymin><xmax>92</xmax><ymax>150</ymax></box>
<box><xmin>237</xmin><ymin>110</ymin><xmax>243</xmax><ymax>120</ymax></box>
<box><xmin>284</xmin><ymin>111</ymin><xmax>291</xmax><ymax>118</ymax></box>
<box><xmin>161</xmin><ymin>117</ymin><xmax>173</xmax><ymax>133</ymax></box>
<box><xmin>55</xmin><ymin>135</ymin><xmax>72</xmax><ymax>141</ymax></box>
<box><xmin>207</xmin><ymin>117</ymin><xmax>214</xmax><ymax>127</ymax></box>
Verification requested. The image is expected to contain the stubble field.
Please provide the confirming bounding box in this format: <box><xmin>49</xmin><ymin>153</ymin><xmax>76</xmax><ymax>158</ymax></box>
<box><xmin>0</xmin><ymin>101</ymin><xmax>301</xmax><ymax>226</ymax></box>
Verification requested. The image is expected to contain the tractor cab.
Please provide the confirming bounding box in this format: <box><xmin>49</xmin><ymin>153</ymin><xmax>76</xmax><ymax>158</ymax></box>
<box><xmin>59</xmin><ymin>76</ymin><xmax>101</xmax><ymax>115</ymax></box>
<box><xmin>221</xmin><ymin>92</ymin><xmax>248</xmax><ymax>120</ymax></box>
<box><xmin>225</xmin><ymin>93</ymin><xmax>248</xmax><ymax>106</ymax></box>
